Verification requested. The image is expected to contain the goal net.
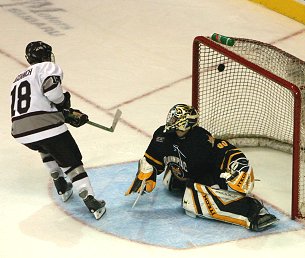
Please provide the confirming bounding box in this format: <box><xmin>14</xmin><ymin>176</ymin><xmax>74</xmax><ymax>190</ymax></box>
<box><xmin>192</xmin><ymin>35</ymin><xmax>305</xmax><ymax>219</ymax></box>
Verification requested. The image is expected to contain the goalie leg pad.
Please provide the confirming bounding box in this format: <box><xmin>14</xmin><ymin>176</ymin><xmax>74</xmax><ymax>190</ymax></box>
<box><xmin>163</xmin><ymin>168</ymin><xmax>172</xmax><ymax>190</ymax></box>
<box><xmin>182</xmin><ymin>183</ymin><xmax>251</xmax><ymax>229</ymax></box>
<box><xmin>163</xmin><ymin>168</ymin><xmax>186</xmax><ymax>191</ymax></box>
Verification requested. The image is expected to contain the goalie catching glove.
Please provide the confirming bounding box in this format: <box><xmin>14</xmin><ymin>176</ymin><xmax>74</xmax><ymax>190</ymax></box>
<box><xmin>63</xmin><ymin>108</ymin><xmax>89</xmax><ymax>127</ymax></box>
<box><xmin>125</xmin><ymin>157</ymin><xmax>157</xmax><ymax>195</ymax></box>
<box><xmin>220</xmin><ymin>157</ymin><xmax>255</xmax><ymax>194</ymax></box>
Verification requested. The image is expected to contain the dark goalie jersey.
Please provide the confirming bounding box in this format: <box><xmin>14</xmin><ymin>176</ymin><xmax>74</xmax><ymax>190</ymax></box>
<box><xmin>144</xmin><ymin>125</ymin><xmax>242</xmax><ymax>189</ymax></box>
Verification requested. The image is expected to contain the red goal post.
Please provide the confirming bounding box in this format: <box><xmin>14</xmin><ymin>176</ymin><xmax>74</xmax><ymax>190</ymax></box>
<box><xmin>192</xmin><ymin>35</ymin><xmax>305</xmax><ymax>219</ymax></box>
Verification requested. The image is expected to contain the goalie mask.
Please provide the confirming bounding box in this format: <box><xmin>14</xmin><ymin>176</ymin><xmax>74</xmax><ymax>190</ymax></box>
<box><xmin>25</xmin><ymin>41</ymin><xmax>55</xmax><ymax>65</ymax></box>
<box><xmin>164</xmin><ymin>104</ymin><xmax>199</xmax><ymax>133</ymax></box>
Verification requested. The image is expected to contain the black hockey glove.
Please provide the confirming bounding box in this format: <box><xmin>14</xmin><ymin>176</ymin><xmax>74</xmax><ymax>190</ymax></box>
<box><xmin>63</xmin><ymin>108</ymin><xmax>89</xmax><ymax>127</ymax></box>
<box><xmin>55</xmin><ymin>92</ymin><xmax>71</xmax><ymax>111</ymax></box>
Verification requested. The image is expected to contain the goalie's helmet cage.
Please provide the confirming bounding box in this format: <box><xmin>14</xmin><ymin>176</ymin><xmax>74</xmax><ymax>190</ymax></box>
<box><xmin>192</xmin><ymin>35</ymin><xmax>305</xmax><ymax>219</ymax></box>
<box><xmin>25</xmin><ymin>41</ymin><xmax>54</xmax><ymax>65</ymax></box>
<box><xmin>164</xmin><ymin>104</ymin><xmax>199</xmax><ymax>133</ymax></box>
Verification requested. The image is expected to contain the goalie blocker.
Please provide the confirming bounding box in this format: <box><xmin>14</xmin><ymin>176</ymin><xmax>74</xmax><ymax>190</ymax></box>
<box><xmin>125</xmin><ymin>157</ymin><xmax>157</xmax><ymax>196</ymax></box>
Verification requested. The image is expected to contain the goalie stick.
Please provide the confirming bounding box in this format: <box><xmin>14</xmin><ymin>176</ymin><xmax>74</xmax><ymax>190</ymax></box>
<box><xmin>87</xmin><ymin>109</ymin><xmax>122</xmax><ymax>132</ymax></box>
<box><xmin>132</xmin><ymin>179</ymin><xmax>146</xmax><ymax>208</ymax></box>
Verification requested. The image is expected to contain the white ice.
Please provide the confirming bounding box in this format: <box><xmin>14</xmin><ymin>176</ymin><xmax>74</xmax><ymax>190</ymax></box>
<box><xmin>1</xmin><ymin>1</ymin><xmax>305</xmax><ymax>257</ymax></box>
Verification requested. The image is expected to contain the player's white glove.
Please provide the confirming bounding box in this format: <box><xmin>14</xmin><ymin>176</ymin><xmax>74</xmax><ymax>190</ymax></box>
<box><xmin>220</xmin><ymin>158</ymin><xmax>254</xmax><ymax>194</ymax></box>
<box><xmin>125</xmin><ymin>157</ymin><xmax>157</xmax><ymax>195</ymax></box>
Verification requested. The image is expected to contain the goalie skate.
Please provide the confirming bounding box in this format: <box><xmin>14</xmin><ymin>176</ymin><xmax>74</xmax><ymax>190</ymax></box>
<box><xmin>250</xmin><ymin>214</ymin><xmax>279</xmax><ymax>231</ymax></box>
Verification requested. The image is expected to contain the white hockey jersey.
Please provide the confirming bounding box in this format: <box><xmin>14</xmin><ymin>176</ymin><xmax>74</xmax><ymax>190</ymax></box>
<box><xmin>10</xmin><ymin>62</ymin><xmax>68</xmax><ymax>144</ymax></box>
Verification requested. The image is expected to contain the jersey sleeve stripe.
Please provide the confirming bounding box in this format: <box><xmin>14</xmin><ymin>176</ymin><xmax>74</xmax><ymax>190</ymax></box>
<box><xmin>144</xmin><ymin>153</ymin><xmax>163</xmax><ymax>166</ymax></box>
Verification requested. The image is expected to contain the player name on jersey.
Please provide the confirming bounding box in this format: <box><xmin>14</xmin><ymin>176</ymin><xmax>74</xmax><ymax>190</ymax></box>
<box><xmin>13</xmin><ymin>68</ymin><xmax>33</xmax><ymax>83</ymax></box>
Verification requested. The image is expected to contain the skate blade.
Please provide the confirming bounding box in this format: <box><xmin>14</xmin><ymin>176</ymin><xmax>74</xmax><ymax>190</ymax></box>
<box><xmin>93</xmin><ymin>207</ymin><xmax>106</xmax><ymax>220</ymax></box>
<box><xmin>60</xmin><ymin>188</ymin><xmax>73</xmax><ymax>202</ymax></box>
<box><xmin>257</xmin><ymin>218</ymin><xmax>279</xmax><ymax>231</ymax></box>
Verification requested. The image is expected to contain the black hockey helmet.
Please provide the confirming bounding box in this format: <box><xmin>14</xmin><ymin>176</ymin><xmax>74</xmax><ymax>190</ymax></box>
<box><xmin>25</xmin><ymin>41</ymin><xmax>54</xmax><ymax>64</ymax></box>
<box><xmin>164</xmin><ymin>104</ymin><xmax>199</xmax><ymax>133</ymax></box>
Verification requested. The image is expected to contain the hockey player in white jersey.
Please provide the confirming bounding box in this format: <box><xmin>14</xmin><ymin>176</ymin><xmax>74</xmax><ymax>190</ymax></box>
<box><xmin>10</xmin><ymin>41</ymin><xmax>105</xmax><ymax>220</ymax></box>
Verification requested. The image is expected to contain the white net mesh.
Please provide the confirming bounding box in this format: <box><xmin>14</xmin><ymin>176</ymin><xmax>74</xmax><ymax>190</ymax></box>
<box><xmin>193</xmin><ymin>36</ymin><xmax>305</xmax><ymax>219</ymax></box>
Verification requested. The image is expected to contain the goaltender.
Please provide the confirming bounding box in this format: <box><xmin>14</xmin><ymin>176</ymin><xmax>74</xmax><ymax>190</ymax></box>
<box><xmin>126</xmin><ymin>104</ymin><xmax>278</xmax><ymax>231</ymax></box>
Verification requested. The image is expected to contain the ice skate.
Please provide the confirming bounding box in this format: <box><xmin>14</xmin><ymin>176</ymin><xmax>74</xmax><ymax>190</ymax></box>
<box><xmin>58</xmin><ymin>181</ymin><xmax>73</xmax><ymax>202</ymax></box>
<box><xmin>51</xmin><ymin>172</ymin><xmax>73</xmax><ymax>202</ymax></box>
<box><xmin>250</xmin><ymin>214</ymin><xmax>279</xmax><ymax>231</ymax></box>
<box><xmin>79</xmin><ymin>189</ymin><xmax>106</xmax><ymax>220</ymax></box>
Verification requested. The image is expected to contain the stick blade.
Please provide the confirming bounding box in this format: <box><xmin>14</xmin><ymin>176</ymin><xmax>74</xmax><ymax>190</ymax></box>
<box><xmin>110</xmin><ymin>109</ymin><xmax>122</xmax><ymax>132</ymax></box>
<box><xmin>86</xmin><ymin>109</ymin><xmax>122</xmax><ymax>132</ymax></box>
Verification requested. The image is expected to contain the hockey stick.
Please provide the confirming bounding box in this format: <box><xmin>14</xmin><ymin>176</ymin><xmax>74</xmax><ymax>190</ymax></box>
<box><xmin>87</xmin><ymin>109</ymin><xmax>122</xmax><ymax>132</ymax></box>
<box><xmin>132</xmin><ymin>179</ymin><xmax>146</xmax><ymax>208</ymax></box>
